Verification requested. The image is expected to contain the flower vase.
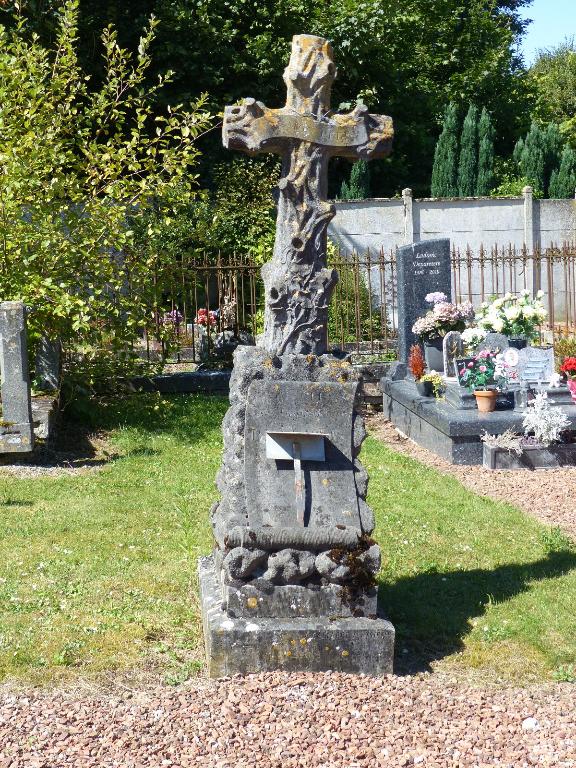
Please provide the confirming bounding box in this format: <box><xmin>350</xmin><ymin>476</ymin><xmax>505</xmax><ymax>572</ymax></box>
<box><xmin>415</xmin><ymin>380</ymin><xmax>434</xmax><ymax>397</ymax></box>
<box><xmin>423</xmin><ymin>338</ymin><xmax>444</xmax><ymax>372</ymax></box>
<box><xmin>507</xmin><ymin>337</ymin><xmax>527</xmax><ymax>350</ymax></box>
<box><xmin>474</xmin><ymin>389</ymin><xmax>498</xmax><ymax>413</ymax></box>
<box><xmin>567</xmin><ymin>379</ymin><xmax>576</xmax><ymax>404</ymax></box>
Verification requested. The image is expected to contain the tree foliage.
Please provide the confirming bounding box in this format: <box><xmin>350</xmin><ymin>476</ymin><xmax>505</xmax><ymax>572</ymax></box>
<box><xmin>431</xmin><ymin>102</ymin><xmax>459</xmax><ymax>197</ymax></box>
<box><xmin>476</xmin><ymin>107</ymin><xmax>495</xmax><ymax>195</ymax></box>
<box><xmin>458</xmin><ymin>104</ymin><xmax>478</xmax><ymax>197</ymax></box>
<box><xmin>548</xmin><ymin>145</ymin><xmax>576</xmax><ymax>199</ymax></box>
<box><xmin>2</xmin><ymin>0</ymin><xmax>535</xmax><ymax>196</ymax></box>
<box><xmin>0</xmin><ymin>1</ymin><xmax>211</xmax><ymax>349</ymax></box>
<box><xmin>530</xmin><ymin>39</ymin><xmax>576</xmax><ymax>146</ymax></box>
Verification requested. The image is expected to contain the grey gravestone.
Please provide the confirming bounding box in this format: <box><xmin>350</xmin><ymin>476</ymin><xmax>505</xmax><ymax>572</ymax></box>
<box><xmin>443</xmin><ymin>331</ymin><xmax>464</xmax><ymax>378</ymax></box>
<box><xmin>395</xmin><ymin>239</ymin><xmax>452</xmax><ymax>363</ymax></box>
<box><xmin>199</xmin><ymin>34</ymin><xmax>395</xmax><ymax>677</ymax></box>
<box><xmin>0</xmin><ymin>302</ymin><xmax>34</xmax><ymax>453</ymax></box>
<box><xmin>476</xmin><ymin>333</ymin><xmax>509</xmax><ymax>353</ymax></box>
<box><xmin>515</xmin><ymin>346</ymin><xmax>555</xmax><ymax>384</ymax></box>
<box><xmin>35</xmin><ymin>337</ymin><xmax>61</xmax><ymax>391</ymax></box>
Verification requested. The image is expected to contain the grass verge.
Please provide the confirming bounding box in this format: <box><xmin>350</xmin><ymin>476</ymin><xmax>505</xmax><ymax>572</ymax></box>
<box><xmin>0</xmin><ymin>393</ymin><xmax>574</xmax><ymax>685</ymax></box>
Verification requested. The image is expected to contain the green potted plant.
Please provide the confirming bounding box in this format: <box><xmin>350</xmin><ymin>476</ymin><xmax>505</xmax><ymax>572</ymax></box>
<box><xmin>457</xmin><ymin>350</ymin><xmax>502</xmax><ymax>412</ymax></box>
<box><xmin>412</xmin><ymin>292</ymin><xmax>474</xmax><ymax>371</ymax></box>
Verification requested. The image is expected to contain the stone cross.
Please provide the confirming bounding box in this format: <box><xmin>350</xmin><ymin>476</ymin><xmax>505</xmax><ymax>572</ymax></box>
<box><xmin>223</xmin><ymin>34</ymin><xmax>393</xmax><ymax>355</ymax></box>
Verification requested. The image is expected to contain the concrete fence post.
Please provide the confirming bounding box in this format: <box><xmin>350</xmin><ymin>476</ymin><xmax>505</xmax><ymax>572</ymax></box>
<box><xmin>523</xmin><ymin>185</ymin><xmax>540</xmax><ymax>293</ymax></box>
<box><xmin>0</xmin><ymin>301</ymin><xmax>34</xmax><ymax>452</ymax></box>
<box><xmin>402</xmin><ymin>188</ymin><xmax>414</xmax><ymax>244</ymax></box>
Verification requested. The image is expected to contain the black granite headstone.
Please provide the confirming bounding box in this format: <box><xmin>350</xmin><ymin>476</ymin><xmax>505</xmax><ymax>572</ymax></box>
<box><xmin>396</xmin><ymin>239</ymin><xmax>452</xmax><ymax>363</ymax></box>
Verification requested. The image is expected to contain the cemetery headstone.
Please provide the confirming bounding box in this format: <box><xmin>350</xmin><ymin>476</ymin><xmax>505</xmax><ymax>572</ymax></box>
<box><xmin>443</xmin><ymin>331</ymin><xmax>464</xmax><ymax>378</ymax></box>
<box><xmin>515</xmin><ymin>346</ymin><xmax>555</xmax><ymax>385</ymax></box>
<box><xmin>476</xmin><ymin>333</ymin><xmax>509</xmax><ymax>353</ymax></box>
<box><xmin>0</xmin><ymin>302</ymin><xmax>34</xmax><ymax>453</ymax></box>
<box><xmin>199</xmin><ymin>34</ymin><xmax>395</xmax><ymax>677</ymax></box>
<box><xmin>395</xmin><ymin>239</ymin><xmax>452</xmax><ymax>363</ymax></box>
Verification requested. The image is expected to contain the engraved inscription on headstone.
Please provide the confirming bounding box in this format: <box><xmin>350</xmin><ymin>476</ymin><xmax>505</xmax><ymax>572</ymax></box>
<box><xmin>395</xmin><ymin>239</ymin><xmax>452</xmax><ymax>362</ymax></box>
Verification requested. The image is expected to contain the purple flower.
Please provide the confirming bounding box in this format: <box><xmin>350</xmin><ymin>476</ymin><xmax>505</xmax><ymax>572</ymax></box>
<box><xmin>425</xmin><ymin>291</ymin><xmax>448</xmax><ymax>304</ymax></box>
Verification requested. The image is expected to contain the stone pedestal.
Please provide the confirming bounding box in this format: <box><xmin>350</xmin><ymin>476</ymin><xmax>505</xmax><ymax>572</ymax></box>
<box><xmin>199</xmin><ymin>556</ymin><xmax>394</xmax><ymax>677</ymax></box>
<box><xmin>200</xmin><ymin>347</ymin><xmax>395</xmax><ymax>676</ymax></box>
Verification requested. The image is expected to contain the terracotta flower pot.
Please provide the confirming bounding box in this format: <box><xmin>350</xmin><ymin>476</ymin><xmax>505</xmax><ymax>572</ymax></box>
<box><xmin>474</xmin><ymin>389</ymin><xmax>498</xmax><ymax>413</ymax></box>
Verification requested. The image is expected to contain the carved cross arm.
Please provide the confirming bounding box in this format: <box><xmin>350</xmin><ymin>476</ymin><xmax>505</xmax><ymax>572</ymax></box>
<box><xmin>223</xmin><ymin>98</ymin><xmax>393</xmax><ymax>159</ymax></box>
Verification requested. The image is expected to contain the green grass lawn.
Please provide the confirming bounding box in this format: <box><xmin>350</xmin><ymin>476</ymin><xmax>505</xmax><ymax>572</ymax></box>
<box><xmin>0</xmin><ymin>393</ymin><xmax>575</xmax><ymax>686</ymax></box>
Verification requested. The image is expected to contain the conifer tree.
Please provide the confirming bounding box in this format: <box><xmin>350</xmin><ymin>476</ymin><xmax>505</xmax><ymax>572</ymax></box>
<box><xmin>543</xmin><ymin>123</ymin><xmax>564</xmax><ymax>195</ymax></box>
<box><xmin>519</xmin><ymin>122</ymin><xmax>546</xmax><ymax>195</ymax></box>
<box><xmin>431</xmin><ymin>102</ymin><xmax>459</xmax><ymax>197</ymax></box>
<box><xmin>339</xmin><ymin>160</ymin><xmax>370</xmax><ymax>199</ymax></box>
<box><xmin>476</xmin><ymin>107</ymin><xmax>495</xmax><ymax>196</ymax></box>
<box><xmin>458</xmin><ymin>104</ymin><xmax>478</xmax><ymax>197</ymax></box>
<box><xmin>512</xmin><ymin>137</ymin><xmax>525</xmax><ymax>167</ymax></box>
<box><xmin>549</xmin><ymin>145</ymin><xmax>576</xmax><ymax>198</ymax></box>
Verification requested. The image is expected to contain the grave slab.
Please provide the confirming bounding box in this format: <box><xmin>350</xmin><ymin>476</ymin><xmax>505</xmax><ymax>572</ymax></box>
<box><xmin>381</xmin><ymin>377</ymin><xmax>576</xmax><ymax>465</ymax></box>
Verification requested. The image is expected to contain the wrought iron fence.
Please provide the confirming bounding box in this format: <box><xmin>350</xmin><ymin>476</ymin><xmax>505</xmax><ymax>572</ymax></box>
<box><xmin>148</xmin><ymin>242</ymin><xmax>576</xmax><ymax>364</ymax></box>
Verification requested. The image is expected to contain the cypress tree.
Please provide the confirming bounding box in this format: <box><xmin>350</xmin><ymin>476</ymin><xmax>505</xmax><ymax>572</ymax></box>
<box><xmin>543</xmin><ymin>123</ymin><xmax>564</xmax><ymax>196</ymax></box>
<box><xmin>339</xmin><ymin>179</ymin><xmax>350</xmax><ymax>200</ymax></box>
<box><xmin>476</xmin><ymin>107</ymin><xmax>495</xmax><ymax>196</ymax></box>
<box><xmin>348</xmin><ymin>159</ymin><xmax>371</xmax><ymax>198</ymax></box>
<box><xmin>339</xmin><ymin>160</ymin><xmax>370</xmax><ymax>199</ymax></box>
<box><xmin>512</xmin><ymin>136</ymin><xmax>525</xmax><ymax>167</ymax></box>
<box><xmin>458</xmin><ymin>104</ymin><xmax>478</xmax><ymax>197</ymax></box>
<box><xmin>431</xmin><ymin>102</ymin><xmax>459</xmax><ymax>197</ymax></box>
<box><xmin>549</xmin><ymin>145</ymin><xmax>576</xmax><ymax>198</ymax></box>
<box><xmin>519</xmin><ymin>122</ymin><xmax>546</xmax><ymax>195</ymax></box>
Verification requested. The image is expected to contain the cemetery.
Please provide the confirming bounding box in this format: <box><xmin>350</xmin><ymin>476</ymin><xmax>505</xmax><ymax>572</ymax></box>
<box><xmin>1</xmin><ymin>1</ymin><xmax>576</xmax><ymax>766</ymax></box>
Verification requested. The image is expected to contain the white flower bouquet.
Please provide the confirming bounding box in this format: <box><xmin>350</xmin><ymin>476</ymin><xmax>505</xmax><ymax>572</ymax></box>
<box><xmin>475</xmin><ymin>290</ymin><xmax>547</xmax><ymax>340</ymax></box>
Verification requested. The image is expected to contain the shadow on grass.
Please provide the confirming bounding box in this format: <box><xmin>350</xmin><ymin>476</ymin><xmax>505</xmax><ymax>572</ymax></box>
<box><xmin>65</xmin><ymin>392</ymin><xmax>229</xmax><ymax>445</ymax></box>
<box><xmin>378</xmin><ymin>549</ymin><xmax>576</xmax><ymax>674</ymax></box>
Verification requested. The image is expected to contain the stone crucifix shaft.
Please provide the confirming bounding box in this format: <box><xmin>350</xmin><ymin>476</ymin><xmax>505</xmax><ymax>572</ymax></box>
<box><xmin>223</xmin><ymin>34</ymin><xmax>393</xmax><ymax>356</ymax></box>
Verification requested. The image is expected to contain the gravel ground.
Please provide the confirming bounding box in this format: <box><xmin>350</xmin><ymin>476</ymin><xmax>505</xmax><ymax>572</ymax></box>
<box><xmin>1</xmin><ymin>672</ymin><xmax>574</xmax><ymax>768</ymax></box>
<box><xmin>367</xmin><ymin>415</ymin><xmax>576</xmax><ymax>541</ymax></box>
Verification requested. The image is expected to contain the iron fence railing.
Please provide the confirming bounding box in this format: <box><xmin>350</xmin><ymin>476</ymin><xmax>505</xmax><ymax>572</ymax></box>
<box><xmin>146</xmin><ymin>243</ymin><xmax>576</xmax><ymax>364</ymax></box>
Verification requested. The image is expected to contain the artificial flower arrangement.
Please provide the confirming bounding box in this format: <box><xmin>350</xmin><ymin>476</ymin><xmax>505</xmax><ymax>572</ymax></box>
<box><xmin>559</xmin><ymin>356</ymin><xmax>576</xmax><ymax>402</ymax></box>
<box><xmin>474</xmin><ymin>290</ymin><xmax>547</xmax><ymax>340</ymax></box>
<box><xmin>559</xmin><ymin>356</ymin><xmax>576</xmax><ymax>380</ymax></box>
<box><xmin>460</xmin><ymin>326</ymin><xmax>487</xmax><ymax>353</ymax></box>
<box><xmin>412</xmin><ymin>292</ymin><xmax>474</xmax><ymax>341</ymax></box>
<box><xmin>195</xmin><ymin>307</ymin><xmax>218</xmax><ymax>327</ymax></box>
<box><xmin>482</xmin><ymin>392</ymin><xmax>571</xmax><ymax>455</ymax></box>
<box><xmin>408</xmin><ymin>344</ymin><xmax>444</xmax><ymax>398</ymax></box>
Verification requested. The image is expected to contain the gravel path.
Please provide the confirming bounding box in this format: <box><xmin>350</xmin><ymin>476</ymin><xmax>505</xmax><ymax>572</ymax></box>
<box><xmin>368</xmin><ymin>416</ymin><xmax>576</xmax><ymax>541</ymax></box>
<box><xmin>1</xmin><ymin>672</ymin><xmax>575</xmax><ymax>768</ymax></box>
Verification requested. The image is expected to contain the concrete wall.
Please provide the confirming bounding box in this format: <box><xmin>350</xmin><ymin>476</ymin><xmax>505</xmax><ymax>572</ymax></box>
<box><xmin>329</xmin><ymin>188</ymin><xmax>576</xmax><ymax>256</ymax></box>
<box><xmin>328</xmin><ymin>188</ymin><xmax>576</xmax><ymax>325</ymax></box>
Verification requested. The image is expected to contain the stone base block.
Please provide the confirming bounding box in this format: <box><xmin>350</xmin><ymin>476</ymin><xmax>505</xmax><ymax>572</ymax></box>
<box><xmin>223</xmin><ymin>579</ymin><xmax>378</xmax><ymax>619</ymax></box>
<box><xmin>199</xmin><ymin>555</ymin><xmax>394</xmax><ymax>677</ymax></box>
